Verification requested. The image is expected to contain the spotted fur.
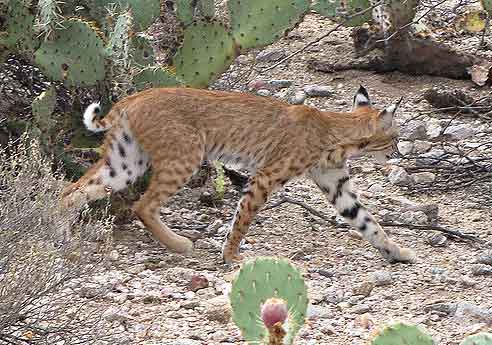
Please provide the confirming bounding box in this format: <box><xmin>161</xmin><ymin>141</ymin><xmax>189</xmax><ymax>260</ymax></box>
<box><xmin>61</xmin><ymin>86</ymin><xmax>416</xmax><ymax>264</ymax></box>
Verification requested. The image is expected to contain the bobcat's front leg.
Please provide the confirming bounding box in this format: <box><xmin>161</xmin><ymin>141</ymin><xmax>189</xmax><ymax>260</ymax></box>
<box><xmin>310</xmin><ymin>166</ymin><xmax>416</xmax><ymax>263</ymax></box>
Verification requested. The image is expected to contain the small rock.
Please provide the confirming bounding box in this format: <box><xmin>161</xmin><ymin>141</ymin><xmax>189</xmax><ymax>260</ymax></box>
<box><xmin>108</xmin><ymin>250</ymin><xmax>119</xmax><ymax>261</ymax></box>
<box><xmin>204</xmin><ymin>295</ymin><xmax>231</xmax><ymax>324</ymax></box>
<box><xmin>400</xmin><ymin>211</ymin><xmax>428</xmax><ymax>225</ymax></box>
<box><xmin>443</xmin><ymin>124</ymin><xmax>475</xmax><ymax>140</ymax></box>
<box><xmin>411</xmin><ymin>172</ymin><xmax>436</xmax><ymax>184</ymax></box>
<box><xmin>471</xmin><ymin>264</ymin><xmax>492</xmax><ymax>276</ymax></box>
<box><xmin>247</xmin><ymin>79</ymin><xmax>268</xmax><ymax>90</ymax></box>
<box><xmin>102</xmin><ymin>307</ymin><xmax>131</xmax><ymax>323</ymax></box>
<box><xmin>350</xmin><ymin>304</ymin><xmax>372</xmax><ymax>314</ymax></box>
<box><xmin>426</xmin><ymin>233</ymin><xmax>447</xmax><ymax>247</ymax></box>
<box><xmin>400</xmin><ymin>121</ymin><xmax>428</xmax><ymax>140</ymax></box>
<box><xmin>189</xmin><ymin>275</ymin><xmax>209</xmax><ymax>292</ymax></box>
<box><xmin>303</xmin><ymin>84</ymin><xmax>334</xmax><ymax>97</ymax></box>
<box><xmin>388</xmin><ymin>166</ymin><xmax>411</xmax><ymax>186</ymax></box>
<box><xmin>416</xmin><ymin>149</ymin><xmax>446</xmax><ymax>166</ymax></box>
<box><xmin>426</xmin><ymin>121</ymin><xmax>442</xmax><ymax>139</ymax></box>
<box><xmin>413</xmin><ymin>140</ymin><xmax>432</xmax><ymax>153</ymax></box>
<box><xmin>268</xmin><ymin>79</ymin><xmax>292</xmax><ymax>89</ymax></box>
<box><xmin>307</xmin><ymin>305</ymin><xmax>332</xmax><ymax>319</ymax></box>
<box><xmin>424</xmin><ymin>302</ymin><xmax>457</xmax><ymax>315</ymax></box>
<box><xmin>476</xmin><ymin>250</ymin><xmax>492</xmax><ymax>265</ymax></box>
<box><xmin>370</xmin><ymin>270</ymin><xmax>393</xmax><ymax>286</ymax></box>
<box><xmin>352</xmin><ymin>281</ymin><xmax>375</xmax><ymax>297</ymax></box>
<box><xmin>460</xmin><ymin>276</ymin><xmax>478</xmax><ymax>287</ymax></box>
<box><xmin>194</xmin><ymin>239</ymin><xmax>215</xmax><ymax>250</ymax></box>
<box><xmin>127</xmin><ymin>264</ymin><xmax>146</xmax><ymax>275</ymax></box>
<box><xmin>368</xmin><ymin>183</ymin><xmax>384</xmax><ymax>194</ymax></box>
<box><xmin>256</xmin><ymin>48</ymin><xmax>287</xmax><ymax>62</ymax></box>
<box><xmin>289</xmin><ymin>90</ymin><xmax>307</xmax><ymax>105</ymax></box>
<box><xmin>257</xmin><ymin>89</ymin><xmax>271</xmax><ymax>97</ymax></box>
<box><xmin>397</xmin><ymin>141</ymin><xmax>414</xmax><ymax>155</ymax></box>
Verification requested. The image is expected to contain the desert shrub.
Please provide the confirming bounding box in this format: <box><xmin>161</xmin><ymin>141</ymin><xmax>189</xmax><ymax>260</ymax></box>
<box><xmin>0</xmin><ymin>133</ymin><xmax>123</xmax><ymax>344</ymax></box>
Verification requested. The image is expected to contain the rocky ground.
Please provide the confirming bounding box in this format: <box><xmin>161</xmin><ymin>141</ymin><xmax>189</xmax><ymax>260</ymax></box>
<box><xmin>73</xmin><ymin>14</ymin><xmax>492</xmax><ymax>345</ymax></box>
<box><xmin>2</xmin><ymin>10</ymin><xmax>492</xmax><ymax>345</ymax></box>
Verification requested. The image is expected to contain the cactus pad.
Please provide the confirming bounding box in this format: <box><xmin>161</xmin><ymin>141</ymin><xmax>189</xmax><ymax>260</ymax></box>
<box><xmin>311</xmin><ymin>0</ymin><xmax>372</xmax><ymax>27</ymax></box>
<box><xmin>371</xmin><ymin>322</ymin><xmax>434</xmax><ymax>345</ymax></box>
<box><xmin>461</xmin><ymin>333</ymin><xmax>492</xmax><ymax>345</ymax></box>
<box><xmin>229</xmin><ymin>257</ymin><xmax>309</xmax><ymax>345</ymax></box>
<box><xmin>199</xmin><ymin>0</ymin><xmax>215</xmax><ymax>18</ymax></box>
<box><xmin>176</xmin><ymin>0</ymin><xmax>196</xmax><ymax>25</ymax></box>
<box><xmin>1</xmin><ymin>0</ymin><xmax>39</xmax><ymax>54</ymax></box>
<box><xmin>34</xmin><ymin>18</ymin><xmax>106</xmax><ymax>87</ymax></box>
<box><xmin>32</xmin><ymin>86</ymin><xmax>57</xmax><ymax>121</ymax></box>
<box><xmin>133</xmin><ymin>66</ymin><xmax>182</xmax><ymax>90</ymax></box>
<box><xmin>131</xmin><ymin>34</ymin><xmax>155</xmax><ymax>66</ymax></box>
<box><xmin>228</xmin><ymin>0</ymin><xmax>309</xmax><ymax>50</ymax></box>
<box><xmin>107</xmin><ymin>11</ymin><xmax>132</xmax><ymax>60</ymax></box>
<box><xmin>173</xmin><ymin>20</ymin><xmax>237</xmax><ymax>87</ymax></box>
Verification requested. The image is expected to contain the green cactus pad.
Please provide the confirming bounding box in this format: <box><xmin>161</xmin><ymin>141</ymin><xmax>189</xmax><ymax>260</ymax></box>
<box><xmin>176</xmin><ymin>0</ymin><xmax>196</xmax><ymax>25</ymax></box>
<box><xmin>482</xmin><ymin>0</ymin><xmax>492</xmax><ymax>13</ymax></box>
<box><xmin>199</xmin><ymin>0</ymin><xmax>215</xmax><ymax>18</ymax></box>
<box><xmin>1</xmin><ymin>0</ymin><xmax>39</xmax><ymax>54</ymax></box>
<box><xmin>133</xmin><ymin>66</ymin><xmax>182</xmax><ymax>90</ymax></box>
<box><xmin>88</xmin><ymin>0</ymin><xmax>160</xmax><ymax>31</ymax></box>
<box><xmin>311</xmin><ymin>0</ymin><xmax>372</xmax><ymax>27</ymax></box>
<box><xmin>126</xmin><ymin>0</ymin><xmax>160</xmax><ymax>31</ymax></box>
<box><xmin>34</xmin><ymin>19</ymin><xmax>106</xmax><ymax>87</ymax></box>
<box><xmin>32</xmin><ymin>86</ymin><xmax>56</xmax><ymax>121</ymax></box>
<box><xmin>229</xmin><ymin>257</ymin><xmax>309</xmax><ymax>345</ymax></box>
<box><xmin>131</xmin><ymin>34</ymin><xmax>155</xmax><ymax>66</ymax></box>
<box><xmin>228</xmin><ymin>0</ymin><xmax>309</xmax><ymax>50</ymax></box>
<box><xmin>173</xmin><ymin>20</ymin><xmax>237</xmax><ymax>87</ymax></box>
<box><xmin>461</xmin><ymin>333</ymin><xmax>492</xmax><ymax>345</ymax></box>
<box><xmin>371</xmin><ymin>322</ymin><xmax>434</xmax><ymax>345</ymax></box>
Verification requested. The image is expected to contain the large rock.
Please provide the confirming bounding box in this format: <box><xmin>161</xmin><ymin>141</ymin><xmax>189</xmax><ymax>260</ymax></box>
<box><xmin>256</xmin><ymin>48</ymin><xmax>287</xmax><ymax>62</ymax></box>
<box><xmin>442</xmin><ymin>124</ymin><xmax>475</xmax><ymax>140</ymax></box>
<box><xmin>400</xmin><ymin>121</ymin><xmax>427</xmax><ymax>140</ymax></box>
<box><xmin>303</xmin><ymin>84</ymin><xmax>334</xmax><ymax>97</ymax></box>
<box><xmin>203</xmin><ymin>295</ymin><xmax>232</xmax><ymax>324</ymax></box>
<box><xmin>411</xmin><ymin>172</ymin><xmax>436</xmax><ymax>184</ymax></box>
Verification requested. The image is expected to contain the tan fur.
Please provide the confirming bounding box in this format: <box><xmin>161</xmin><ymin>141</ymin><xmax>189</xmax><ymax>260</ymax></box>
<box><xmin>61</xmin><ymin>87</ymin><xmax>415</xmax><ymax>264</ymax></box>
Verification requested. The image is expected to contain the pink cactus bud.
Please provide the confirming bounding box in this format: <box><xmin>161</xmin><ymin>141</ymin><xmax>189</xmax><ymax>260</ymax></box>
<box><xmin>261</xmin><ymin>298</ymin><xmax>288</xmax><ymax>328</ymax></box>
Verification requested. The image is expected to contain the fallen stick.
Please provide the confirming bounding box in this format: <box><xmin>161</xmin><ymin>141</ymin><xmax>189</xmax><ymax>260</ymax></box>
<box><xmin>263</xmin><ymin>195</ymin><xmax>482</xmax><ymax>243</ymax></box>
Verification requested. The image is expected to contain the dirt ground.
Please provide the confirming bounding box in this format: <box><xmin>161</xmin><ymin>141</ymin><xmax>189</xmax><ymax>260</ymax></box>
<box><xmin>73</xmin><ymin>14</ymin><xmax>492</xmax><ymax>345</ymax></box>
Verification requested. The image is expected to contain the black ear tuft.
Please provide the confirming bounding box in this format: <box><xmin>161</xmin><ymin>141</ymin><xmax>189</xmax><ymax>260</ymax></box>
<box><xmin>353</xmin><ymin>85</ymin><xmax>371</xmax><ymax>108</ymax></box>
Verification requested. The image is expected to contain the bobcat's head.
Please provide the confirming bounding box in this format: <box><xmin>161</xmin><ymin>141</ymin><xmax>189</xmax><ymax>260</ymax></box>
<box><xmin>352</xmin><ymin>85</ymin><xmax>402</xmax><ymax>164</ymax></box>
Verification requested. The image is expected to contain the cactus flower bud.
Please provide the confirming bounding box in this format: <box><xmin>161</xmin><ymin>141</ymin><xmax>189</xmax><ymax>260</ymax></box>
<box><xmin>261</xmin><ymin>298</ymin><xmax>288</xmax><ymax>328</ymax></box>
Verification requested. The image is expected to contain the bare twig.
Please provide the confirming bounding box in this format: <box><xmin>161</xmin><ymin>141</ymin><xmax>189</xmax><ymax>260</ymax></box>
<box><xmin>263</xmin><ymin>195</ymin><xmax>482</xmax><ymax>242</ymax></box>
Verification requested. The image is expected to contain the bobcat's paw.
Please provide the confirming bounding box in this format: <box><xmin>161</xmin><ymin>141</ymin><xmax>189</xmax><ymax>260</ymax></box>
<box><xmin>222</xmin><ymin>245</ymin><xmax>244</xmax><ymax>264</ymax></box>
<box><xmin>380</xmin><ymin>241</ymin><xmax>416</xmax><ymax>264</ymax></box>
<box><xmin>171</xmin><ymin>236</ymin><xmax>194</xmax><ymax>256</ymax></box>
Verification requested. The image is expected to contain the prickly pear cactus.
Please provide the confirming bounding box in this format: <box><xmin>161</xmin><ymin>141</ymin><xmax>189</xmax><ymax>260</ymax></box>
<box><xmin>199</xmin><ymin>0</ymin><xmax>215</xmax><ymax>18</ymax></box>
<box><xmin>173</xmin><ymin>20</ymin><xmax>237</xmax><ymax>87</ymax></box>
<box><xmin>176</xmin><ymin>0</ymin><xmax>196</xmax><ymax>25</ymax></box>
<box><xmin>482</xmin><ymin>0</ymin><xmax>492</xmax><ymax>13</ymax></box>
<box><xmin>31</xmin><ymin>86</ymin><xmax>58</xmax><ymax>147</ymax></box>
<box><xmin>311</xmin><ymin>0</ymin><xmax>372</xmax><ymax>27</ymax></box>
<box><xmin>461</xmin><ymin>332</ymin><xmax>492</xmax><ymax>345</ymax></box>
<box><xmin>131</xmin><ymin>34</ymin><xmax>155</xmax><ymax>66</ymax></box>
<box><xmin>1</xmin><ymin>0</ymin><xmax>39</xmax><ymax>54</ymax></box>
<box><xmin>133</xmin><ymin>66</ymin><xmax>182</xmax><ymax>90</ymax></box>
<box><xmin>229</xmin><ymin>257</ymin><xmax>309</xmax><ymax>345</ymax></box>
<box><xmin>34</xmin><ymin>18</ymin><xmax>106</xmax><ymax>87</ymax></box>
<box><xmin>228</xmin><ymin>0</ymin><xmax>309</xmax><ymax>50</ymax></box>
<box><xmin>371</xmin><ymin>322</ymin><xmax>434</xmax><ymax>345</ymax></box>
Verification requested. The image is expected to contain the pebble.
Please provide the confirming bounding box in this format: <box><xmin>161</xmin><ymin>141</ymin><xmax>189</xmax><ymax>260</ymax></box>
<box><xmin>388</xmin><ymin>166</ymin><xmax>411</xmax><ymax>186</ymax></box>
<box><xmin>426</xmin><ymin>233</ymin><xmax>447</xmax><ymax>247</ymax></box>
<box><xmin>256</xmin><ymin>48</ymin><xmax>287</xmax><ymax>62</ymax></box>
<box><xmin>189</xmin><ymin>275</ymin><xmax>209</xmax><ymax>292</ymax></box>
<box><xmin>350</xmin><ymin>303</ymin><xmax>372</xmax><ymax>314</ymax></box>
<box><xmin>476</xmin><ymin>250</ymin><xmax>492</xmax><ymax>265</ymax></box>
<box><xmin>413</xmin><ymin>140</ymin><xmax>432</xmax><ymax>153</ymax></box>
<box><xmin>257</xmin><ymin>89</ymin><xmax>271</xmax><ymax>97</ymax></box>
<box><xmin>370</xmin><ymin>270</ymin><xmax>393</xmax><ymax>286</ymax></box>
<box><xmin>411</xmin><ymin>172</ymin><xmax>436</xmax><ymax>184</ymax></box>
<box><xmin>352</xmin><ymin>281</ymin><xmax>375</xmax><ymax>297</ymax></box>
<box><xmin>203</xmin><ymin>295</ymin><xmax>231</xmax><ymax>324</ymax></box>
<box><xmin>471</xmin><ymin>264</ymin><xmax>492</xmax><ymax>276</ymax></box>
<box><xmin>400</xmin><ymin>121</ymin><xmax>428</xmax><ymax>140</ymax></box>
<box><xmin>397</xmin><ymin>141</ymin><xmax>414</xmax><ymax>155</ymax></box>
<box><xmin>126</xmin><ymin>263</ymin><xmax>146</xmax><ymax>275</ymax></box>
<box><xmin>268</xmin><ymin>79</ymin><xmax>293</xmax><ymax>89</ymax></box>
<box><xmin>289</xmin><ymin>90</ymin><xmax>307</xmax><ymax>104</ymax></box>
<box><xmin>443</xmin><ymin>124</ymin><xmax>475</xmax><ymax>140</ymax></box>
<box><xmin>303</xmin><ymin>84</ymin><xmax>334</xmax><ymax>97</ymax></box>
<box><xmin>460</xmin><ymin>275</ymin><xmax>478</xmax><ymax>287</ymax></box>
<box><xmin>416</xmin><ymin>149</ymin><xmax>446</xmax><ymax>166</ymax></box>
<box><xmin>400</xmin><ymin>210</ymin><xmax>429</xmax><ymax>225</ymax></box>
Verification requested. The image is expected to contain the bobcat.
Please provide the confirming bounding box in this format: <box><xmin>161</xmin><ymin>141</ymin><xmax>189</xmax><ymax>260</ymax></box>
<box><xmin>61</xmin><ymin>86</ymin><xmax>416</xmax><ymax>264</ymax></box>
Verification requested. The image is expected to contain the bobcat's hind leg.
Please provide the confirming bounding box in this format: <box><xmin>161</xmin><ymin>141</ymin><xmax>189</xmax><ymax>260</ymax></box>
<box><xmin>310</xmin><ymin>166</ymin><xmax>416</xmax><ymax>263</ymax></box>
<box><xmin>133</xmin><ymin>134</ymin><xmax>204</xmax><ymax>255</ymax></box>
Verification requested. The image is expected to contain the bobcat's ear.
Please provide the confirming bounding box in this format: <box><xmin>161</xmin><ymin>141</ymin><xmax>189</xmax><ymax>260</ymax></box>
<box><xmin>353</xmin><ymin>85</ymin><xmax>371</xmax><ymax>109</ymax></box>
<box><xmin>378</xmin><ymin>97</ymin><xmax>402</xmax><ymax>130</ymax></box>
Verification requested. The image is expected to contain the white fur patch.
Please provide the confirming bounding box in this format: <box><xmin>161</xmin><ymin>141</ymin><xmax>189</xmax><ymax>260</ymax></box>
<box><xmin>83</xmin><ymin>102</ymin><xmax>104</xmax><ymax>132</ymax></box>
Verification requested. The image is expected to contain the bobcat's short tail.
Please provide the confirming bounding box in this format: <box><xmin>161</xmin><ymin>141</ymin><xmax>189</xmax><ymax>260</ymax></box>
<box><xmin>83</xmin><ymin>102</ymin><xmax>111</xmax><ymax>132</ymax></box>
